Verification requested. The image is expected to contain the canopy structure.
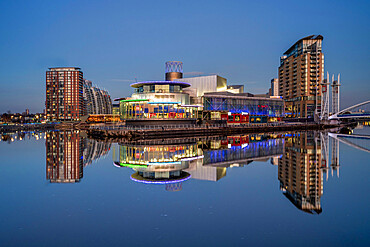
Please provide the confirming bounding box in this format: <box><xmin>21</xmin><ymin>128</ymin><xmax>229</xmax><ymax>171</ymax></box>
<box><xmin>130</xmin><ymin>80</ymin><xmax>191</xmax><ymax>88</ymax></box>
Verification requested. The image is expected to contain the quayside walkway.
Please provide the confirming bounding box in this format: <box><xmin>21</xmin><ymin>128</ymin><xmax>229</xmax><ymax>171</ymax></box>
<box><xmin>85</xmin><ymin>122</ymin><xmax>340</xmax><ymax>141</ymax></box>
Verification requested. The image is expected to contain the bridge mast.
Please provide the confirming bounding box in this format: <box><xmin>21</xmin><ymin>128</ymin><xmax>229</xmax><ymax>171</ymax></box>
<box><xmin>331</xmin><ymin>74</ymin><xmax>340</xmax><ymax>115</ymax></box>
<box><xmin>320</xmin><ymin>71</ymin><xmax>330</xmax><ymax>120</ymax></box>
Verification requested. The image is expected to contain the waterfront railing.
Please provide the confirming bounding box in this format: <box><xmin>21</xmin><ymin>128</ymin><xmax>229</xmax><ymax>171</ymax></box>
<box><xmin>88</xmin><ymin>122</ymin><xmax>293</xmax><ymax>131</ymax></box>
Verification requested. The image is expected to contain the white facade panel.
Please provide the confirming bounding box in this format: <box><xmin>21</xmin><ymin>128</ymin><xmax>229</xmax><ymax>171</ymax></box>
<box><xmin>185</xmin><ymin>159</ymin><xmax>225</xmax><ymax>181</ymax></box>
<box><xmin>178</xmin><ymin>75</ymin><xmax>226</xmax><ymax>97</ymax></box>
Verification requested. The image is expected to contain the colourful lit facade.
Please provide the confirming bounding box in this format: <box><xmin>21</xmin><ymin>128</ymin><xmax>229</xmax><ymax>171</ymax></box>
<box><xmin>115</xmin><ymin>142</ymin><xmax>203</xmax><ymax>189</ymax></box>
<box><xmin>118</xmin><ymin>62</ymin><xmax>285</xmax><ymax>124</ymax></box>
<box><xmin>113</xmin><ymin>134</ymin><xmax>285</xmax><ymax>185</ymax></box>
<box><xmin>120</xmin><ymin>81</ymin><xmax>200</xmax><ymax>122</ymax></box>
<box><xmin>202</xmin><ymin>134</ymin><xmax>284</xmax><ymax>167</ymax></box>
<box><xmin>203</xmin><ymin>92</ymin><xmax>284</xmax><ymax>122</ymax></box>
<box><xmin>117</xmin><ymin>142</ymin><xmax>201</xmax><ymax>166</ymax></box>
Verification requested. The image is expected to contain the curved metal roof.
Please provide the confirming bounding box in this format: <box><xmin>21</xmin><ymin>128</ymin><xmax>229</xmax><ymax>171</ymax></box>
<box><xmin>130</xmin><ymin>80</ymin><xmax>191</xmax><ymax>88</ymax></box>
<box><xmin>284</xmin><ymin>35</ymin><xmax>323</xmax><ymax>55</ymax></box>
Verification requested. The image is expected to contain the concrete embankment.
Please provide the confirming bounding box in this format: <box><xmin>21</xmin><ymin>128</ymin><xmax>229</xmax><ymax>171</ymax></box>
<box><xmin>86</xmin><ymin>123</ymin><xmax>340</xmax><ymax>141</ymax></box>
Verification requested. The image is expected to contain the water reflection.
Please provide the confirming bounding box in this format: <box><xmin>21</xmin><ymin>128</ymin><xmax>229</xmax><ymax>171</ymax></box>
<box><xmin>113</xmin><ymin>134</ymin><xmax>284</xmax><ymax>191</ymax></box>
<box><xmin>201</xmin><ymin>134</ymin><xmax>284</xmax><ymax>167</ymax></box>
<box><xmin>83</xmin><ymin>138</ymin><xmax>111</xmax><ymax>167</ymax></box>
<box><xmin>46</xmin><ymin>130</ymin><xmax>111</xmax><ymax>183</ymax></box>
<box><xmin>7</xmin><ymin>128</ymin><xmax>366</xmax><ymax>213</ymax></box>
<box><xmin>0</xmin><ymin>131</ymin><xmax>46</xmax><ymax>142</ymax></box>
<box><xmin>111</xmin><ymin>131</ymin><xmax>354</xmax><ymax>214</ymax></box>
<box><xmin>46</xmin><ymin>131</ymin><xmax>83</xmax><ymax>183</ymax></box>
<box><xmin>114</xmin><ymin>142</ymin><xmax>199</xmax><ymax>191</ymax></box>
<box><xmin>278</xmin><ymin>132</ymin><xmax>323</xmax><ymax>214</ymax></box>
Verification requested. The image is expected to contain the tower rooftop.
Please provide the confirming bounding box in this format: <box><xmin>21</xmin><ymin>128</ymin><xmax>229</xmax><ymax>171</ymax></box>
<box><xmin>284</xmin><ymin>35</ymin><xmax>323</xmax><ymax>55</ymax></box>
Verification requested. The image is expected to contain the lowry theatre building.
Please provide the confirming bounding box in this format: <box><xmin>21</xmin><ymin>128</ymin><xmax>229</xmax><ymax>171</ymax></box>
<box><xmin>119</xmin><ymin>61</ymin><xmax>284</xmax><ymax>124</ymax></box>
<box><xmin>119</xmin><ymin>80</ymin><xmax>201</xmax><ymax>124</ymax></box>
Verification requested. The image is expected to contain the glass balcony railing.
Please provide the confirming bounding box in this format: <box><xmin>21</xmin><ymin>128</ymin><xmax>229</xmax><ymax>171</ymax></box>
<box><xmin>134</xmin><ymin>89</ymin><xmax>183</xmax><ymax>94</ymax></box>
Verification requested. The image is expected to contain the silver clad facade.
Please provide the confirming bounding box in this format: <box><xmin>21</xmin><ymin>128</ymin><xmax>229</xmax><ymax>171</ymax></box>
<box><xmin>178</xmin><ymin>75</ymin><xmax>227</xmax><ymax>97</ymax></box>
<box><xmin>83</xmin><ymin>79</ymin><xmax>112</xmax><ymax>115</ymax></box>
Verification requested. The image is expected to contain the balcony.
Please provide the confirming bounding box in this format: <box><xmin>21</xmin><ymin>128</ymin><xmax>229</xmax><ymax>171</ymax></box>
<box><xmin>134</xmin><ymin>89</ymin><xmax>183</xmax><ymax>94</ymax></box>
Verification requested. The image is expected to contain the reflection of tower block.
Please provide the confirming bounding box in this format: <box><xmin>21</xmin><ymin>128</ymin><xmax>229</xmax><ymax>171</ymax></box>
<box><xmin>165</xmin><ymin>61</ymin><xmax>183</xmax><ymax>81</ymax></box>
<box><xmin>165</xmin><ymin>182</ymin><xmax>183</xmax><ymax>192</ymax></box>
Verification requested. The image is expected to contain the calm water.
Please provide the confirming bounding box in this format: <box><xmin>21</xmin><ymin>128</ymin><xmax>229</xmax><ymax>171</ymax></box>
<box><xmin>0</xmin><ymin>127</ymin><xmax>369</xmax><ymax>247</ymax></box>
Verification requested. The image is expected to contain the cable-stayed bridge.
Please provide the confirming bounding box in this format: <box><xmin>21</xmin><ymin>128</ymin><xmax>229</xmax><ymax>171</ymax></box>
<box><xmin>328</xmin><ymin>132</ymin><xmax>370</xmax><ymax>154</ymax></box>
<box><xmin>329</xmin><ymin>100</ymin><xmax>370</xmax><ymax>120</ymax></box>
<box><xmin>320</xmin><ymin>130</ymin><xmax>369</xmax><ymax>180</ymax></box>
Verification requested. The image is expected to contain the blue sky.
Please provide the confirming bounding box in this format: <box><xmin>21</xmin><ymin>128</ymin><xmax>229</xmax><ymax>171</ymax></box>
<box><xmin>0</xmin><ymin>0</ymin><xmax>369</xmax><ymax>113</ymax></box>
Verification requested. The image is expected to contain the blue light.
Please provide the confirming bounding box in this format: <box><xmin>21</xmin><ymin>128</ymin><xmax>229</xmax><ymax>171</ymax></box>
<box><xmin>130</xmin><ymin>175</ymin><xmax>191</xmax><ymax>184</ymax></box>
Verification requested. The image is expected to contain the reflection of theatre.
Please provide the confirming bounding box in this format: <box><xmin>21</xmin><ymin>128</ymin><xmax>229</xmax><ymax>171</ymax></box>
<box><xmin>115</xmin><ymin>142</ymin><xmax>203</xmax><ymax>191</ymax></box>
<box><xmin>201</xmin><ymin>134</ymin><xmax>284</xmax><ymax>168</ymax></box>
<box><xmin>46</xmin><ymin>131</ymin><xmax>111</xmax><ymax>183</ymax></box>
<box><xmin>278</xmin><ymin>132</ymin><xmax>323</xmax><ymax>214</ymax></box>
<box><xmin>115</xmin><ymin>134</ymin><xmax>285</xmax><ymax>185</ymax></box>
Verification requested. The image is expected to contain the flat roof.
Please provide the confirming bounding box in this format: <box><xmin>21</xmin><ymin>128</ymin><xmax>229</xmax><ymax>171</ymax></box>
<box><xmin>48</xmin><ymin>67</ymin><xmax>81</xmax><ymax>71</ymax></box>
<box><xmin>130</xmin><ymin>80</ymin><xmax>191</xmax><ymax>88</ymax></box>
<box><xmin>178</xmin><ymin>74</ymin><xmax>226</xmax><ymax>80</ymax></box>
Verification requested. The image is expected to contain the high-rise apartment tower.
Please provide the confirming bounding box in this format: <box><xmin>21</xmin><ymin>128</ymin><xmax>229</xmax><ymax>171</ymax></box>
<box><xmin>46</xmin><ymin>67</ymin><xmax>84</xmax><ymax>121</ymax></box>
<box><xmin>278</xmin><ymin>35</ymin><xmax>324</xmax><ymax>119</ymax></box>
<box><xmin>270</xmin><ymin>78</ymin><xmax>279</xmax><ymax>96</ymax></box>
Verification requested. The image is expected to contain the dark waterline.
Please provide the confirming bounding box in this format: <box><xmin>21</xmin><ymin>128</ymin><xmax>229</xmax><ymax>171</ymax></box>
<box><xmin>0</xmin><ymin>128</ymin><xmax>369</xmax><ymax>246</ymax></box>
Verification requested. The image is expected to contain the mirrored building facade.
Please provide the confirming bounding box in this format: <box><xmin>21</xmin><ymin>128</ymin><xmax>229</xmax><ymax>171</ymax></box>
<box><xmin>278</xmin><ymin>132</ymin><xmax>323</xmax><ymax>214</ymax></box>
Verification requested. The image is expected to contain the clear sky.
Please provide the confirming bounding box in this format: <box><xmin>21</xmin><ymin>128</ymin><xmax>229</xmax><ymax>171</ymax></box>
<box><xmin>0</xmin><ymin>0</ymin><xmax>369</xmax><ymax>113</ymax></box>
